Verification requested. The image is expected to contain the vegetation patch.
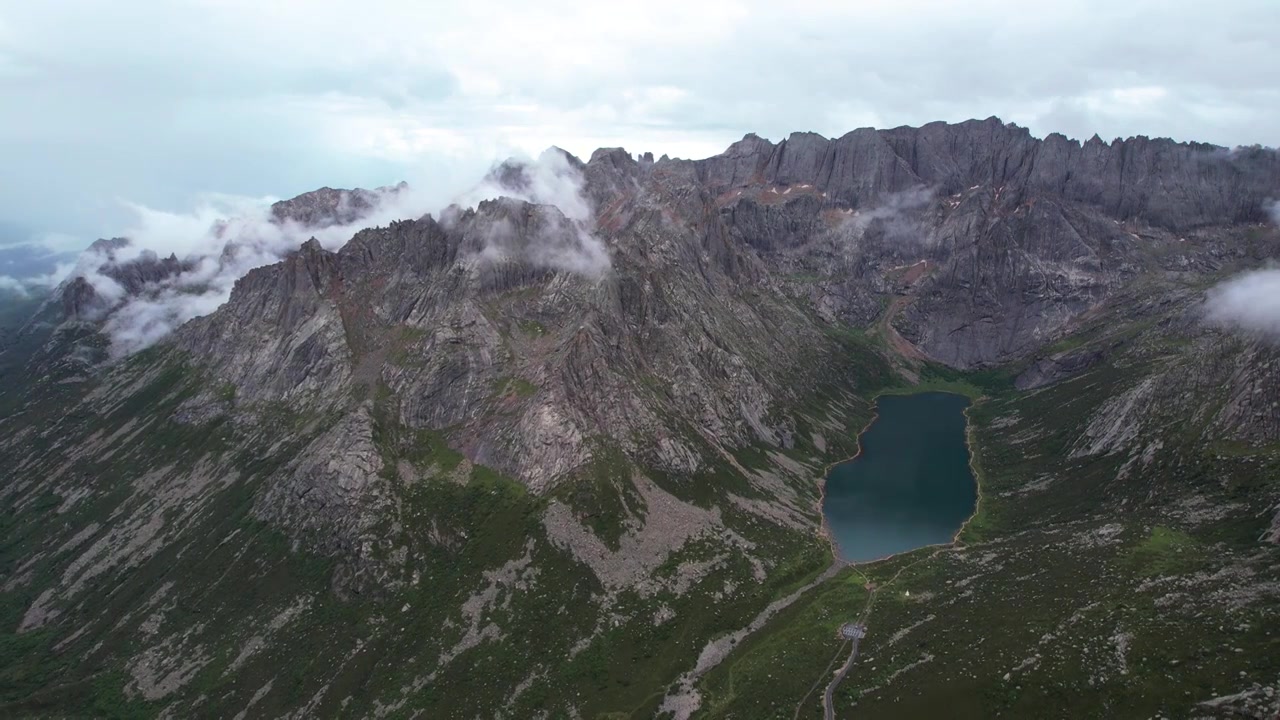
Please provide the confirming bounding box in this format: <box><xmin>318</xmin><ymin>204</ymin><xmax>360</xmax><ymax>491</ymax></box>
<box><xmin>1127</xmin><ymin>526</ymin><xmax>1206</xmax><ymax>576</ymax></box>
<box><xmin>490</xmin><ymin>375</ymin><xmax>539</xmax><ymax>400</ymax></box>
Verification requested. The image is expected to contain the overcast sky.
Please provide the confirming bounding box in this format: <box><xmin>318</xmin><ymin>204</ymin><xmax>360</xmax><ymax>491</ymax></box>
<box><xmin>2</xmin><ymin>0</ymin><xmax>1278</xmax><ymax>254</ymax></box>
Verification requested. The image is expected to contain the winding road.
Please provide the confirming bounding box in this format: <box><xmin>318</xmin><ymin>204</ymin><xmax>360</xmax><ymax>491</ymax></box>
<box><xmin>814</xmin><ymin>557</ymin><xmax>927</xmax><ymax>718</ymax></box>
<box><xmin>822</xmin><ymin>631</ymin><xmax>864</xmax><ymax>720</ymax></box>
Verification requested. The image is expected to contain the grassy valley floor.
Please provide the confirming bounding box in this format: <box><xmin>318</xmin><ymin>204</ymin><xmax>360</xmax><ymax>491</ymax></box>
<box><xmin>692</xmin><ymin>351</ymin><xmax>1280</xmax><ymax>719</ymax></box>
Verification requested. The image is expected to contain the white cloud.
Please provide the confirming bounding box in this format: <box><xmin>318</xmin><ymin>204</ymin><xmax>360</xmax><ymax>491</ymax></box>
<box><xmin>452</xmin><ymin>149</ymin><xmax>611</xmax><ymax>276</ymax></box>
<box><xmin>1204</xmin><ymin>268</ymin><xmax>1280</xmax><ymax>341</ymax></box>
<box><xmin>59</xmin><ymin>148</ymin><xmax>608</xmax><ymax>356</ymax></box>
<box><xmin>836</xmin><ymin>186</ymin><xmax>935</xmax><ymax>245</ymax></box>
<box><xmin>2</xmin><ymin>0</ymin><xmax>1279</xmax><ymax>247</ymax></box>
<box><xmin>0</xmin><ymin>261</ymin><xmax>75</xmax><ymax>297</ymax></box>
<box><xmin>456</xmin><ymin>149</ymin><xmax>593</xmax><ymax>223</ymax></box>
<box><xmin>0</xmin><ymin>0</ymin><xmax>1276</xmax><ymax>364</ymax></box>
<box><xmin>1205</xmin><ymin>202</ymin><xmax>1280</xmax><ymax>341</ymax></box>
<box><xmin>0</xmin><ymin>275</ymin><xmax>26</xmax><ymax>295</ymax></box>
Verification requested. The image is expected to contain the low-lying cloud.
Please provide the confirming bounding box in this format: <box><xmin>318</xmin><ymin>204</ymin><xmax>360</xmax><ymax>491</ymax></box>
<box><xmin>1203</xmin><ymin>200</ymin><xmax>1280</xmax><ymax>341</ymax></box>
<box><xmin>0</xmin><ymin>264</ymin><xmax>72</xmax><ymax>298</ymax></box>
<box><xmin>0</xmin><ymin>241</ymin><xmax>80</xmax><ymax>298</ymax></box>
<box><xmin>1204</xmin><ymin>268</ymin><xmax>1280</xmax><ymax>341</ymax></box>
<box><xmin>835</xmin><ymin>185</ymin><xmax>935</xmax><ymax>244</ymax></box>
<box><xmin>452</xmin><ymin>148</ymin><xmax>611</xmax><ymax>276</ymax></box>
<box><xmin>55</xmin><ymin>150</ymin><xmax>611</xmax><ymax>357</ymax></box>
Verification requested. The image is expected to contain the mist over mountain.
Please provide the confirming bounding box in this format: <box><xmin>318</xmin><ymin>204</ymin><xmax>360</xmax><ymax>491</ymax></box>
<box><xmin>38</xmin><ymin>118</ymin><xmax>1280</xmax><ymax>361</ymax></box>
<box><xmin>0</xmin><ymin>243</ymin><xmax>79</xmax><ymax>296</ymax></box>
<box><xmin>0</xmin><ymin>116</ymin><xmax>1278</xmax><ymax>718</ymax></box>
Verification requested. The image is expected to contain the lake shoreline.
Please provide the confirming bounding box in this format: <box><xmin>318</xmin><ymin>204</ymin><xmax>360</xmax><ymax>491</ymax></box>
<box><xmin>952</xmin><ymin>399</ymin><xmax>985</xmax><ymax>546</ymax></box>
<box><xmin>814</xmin><ymin>397</ymin><xmax>883</xmax><ymax>567</ymax></box>
<box><xmin>819</xmin><ymin>390</ymin><xmax>982</xmax><ymax>566</ymax></box>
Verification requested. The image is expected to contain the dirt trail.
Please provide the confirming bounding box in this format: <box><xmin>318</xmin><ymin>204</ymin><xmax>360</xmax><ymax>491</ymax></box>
<box><xmin>660</xmin><ymin>561</ymin><xmax>845</xmax><ymax>719</ymax></box>
<box><xmin>813</xmin><ymin>551</ymin><xmax>952</xmax><ymax>719</ymax></box>
<box><xmin>820</xmin><ymin>576</ymin><xmax>878</xmax><ymax>720</ymax></box>
<box><xmin>793</xmin><ymin>640</ymin><xmax>849</xmax><ymax>720</ymax></box>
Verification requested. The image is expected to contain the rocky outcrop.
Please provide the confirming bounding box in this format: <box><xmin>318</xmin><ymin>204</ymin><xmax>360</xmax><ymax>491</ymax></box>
<box><xmin>1210</xmin><ymin>341</ymin><xmax>1280</xmax><ymax>444</ymax></box>
<box><xmin>57</xmin><ymin>239</ymin><xmax>191</xmax><ymax>321</ymax></box>
<box><xmin>177</xmin><ymin>238</ymin><xmax>352</xmax><ymax>404</ymax></box>
<box><xmin>1015</xmin><ymin>346</ymin><xmax>1108</xmax><ymax>390</ymax></box>
<box><xmin>2</xmin><ymin>118</ymin><xmax>1279</xmax><ymax>719</ymax></box>
<box><xmin>690</xmin><ymin>118</ymin><xmax>1280</xmax><ymax>231</ymax></box>
<box><xmin>12</xmin><ymin>118</ymin><xmax>1280</xmax><ymax>572</ymax></box>
<box><xmin>253</xmin><ymin>407</ymin><xmax>389</xmax><ymax>558</ymax></box>
<box><xmin>269</xmin><ymin>182</ymin><xmax>407</xmax><ymax>227</ymax></box>
<box><xmin>59</xmin><ymin>276</ymin><xmax>100</xmax><ymax>322</ymax></box>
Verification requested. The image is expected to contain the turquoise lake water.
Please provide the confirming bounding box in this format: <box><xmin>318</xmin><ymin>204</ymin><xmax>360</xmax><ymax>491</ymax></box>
<box><xmin>821</xmin><ymin>392</ymin><xmax>978</xmax><ymax>563</ymax></box>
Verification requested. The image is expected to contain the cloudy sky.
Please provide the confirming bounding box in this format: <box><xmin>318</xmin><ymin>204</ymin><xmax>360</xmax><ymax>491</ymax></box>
<box><xmin>2</xmin><ymin>0</ymin><xmax>1278</xmax><ymax>255</ymax></box>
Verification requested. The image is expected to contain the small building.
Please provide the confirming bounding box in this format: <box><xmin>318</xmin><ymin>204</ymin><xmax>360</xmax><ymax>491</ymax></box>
<box><xmin>839</xmin><ymin>623</ymin><xmax>866</xmax><ymax>640</ymax></box>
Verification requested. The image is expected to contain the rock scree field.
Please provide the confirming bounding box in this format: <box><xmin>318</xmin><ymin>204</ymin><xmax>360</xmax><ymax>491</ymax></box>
<box><xmin>0</xmin><ymin>118</ymin><xmax>1278</xmax><ymax>719</ymax></box>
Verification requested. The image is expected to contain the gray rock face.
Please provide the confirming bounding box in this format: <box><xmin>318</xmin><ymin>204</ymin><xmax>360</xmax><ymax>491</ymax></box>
<box><xmin>720</xmin><ymin>194</ymin><xmax>826</xmax><ymax>252</ymax></box>
<box><xmin>59</xmin><ymin>276</ymin><xmax>99</xmax><ymax>321</ymax></box>
<box><xmin>161</xmin><ymin>120</ymin><xmax>1280</xmax><ymax>510</ymax></box>
<box><xmin>692</xmin><ymin>118</ymin><xmax>1280</xmax><ymax>231</ymax></box>
<box><xmin>177</xmin><ymin>238</ymin><xmax>352</xmax><ymax>404</ymax></box>
<box><xmin>17</xmin><ymin>118</ymin><xmax>1280</xmax><ymax>568</ymax></box>
<box><xmin>269</xmin><ymin>182</ymin><xmax>408</xmax><ymax>227</ymax></box>
<box><xmin>892</xmin><ymin>194</ymin><xmax>1128</xmax><ymax>366</ymax></box>
<box><xmin>678</xmin><ymin>120</ymin><xmax>1280</xmax><ymax>366</ymax></box>
<box><xmin>253</xmin><ymin>407</ymin><xmax>388</xmax><ymax>559</ymax></box>
<box><xmin>1209</xmin><ymin>341</ymin><xmax>1280</xmax><ymax>444</ymax></box>
<box><xmin>3</xmin><ymin>119</ymin><xmax>1280</xmax><ymax>719</ymax></box>
<box><xmin>1015</xmin><ymin>346</ymin><xmax>1108</xmax><ymax>390</ymax></box>
<box><xmin>57</xmin><ymin>239</ymin><xmax>191</xmax><ymax>321</ymax></box>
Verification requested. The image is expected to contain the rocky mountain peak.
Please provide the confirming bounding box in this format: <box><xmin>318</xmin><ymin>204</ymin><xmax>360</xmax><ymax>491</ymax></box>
<box><xmin>269</xmin><ymin>181</ymin><xmax>408</xmax><ymax>227</ymax></box>
<box><xmin>58</xmin><ymin>276</ymin><xmax>98</xmax><ymax>321</ymax></box>
<box><xmin>54</xmin><ymin>241</ymin><xmax>192</xmax><ymax>321</ymax></box>
<box><xmin>86</xmin><ymin>236</ymin><xmax>131</xmax><ymax>254</ymax></box>
<box><xmin>729</xmin><ymin>132</ymin><xmax>773</xmax><ymax>153</ymax></box>
<box><xmin>2</xmin><ymin>118</ymin><xmax>1280</xmax><ymax>719</ymax></box>
<box><xmin>687</xmin><ymin>118</ymin><xmax>1279</xmax><ymax>229</ymax></box>
<box><xmin>588</xmin><ymin>147</ymin><xmax>637</xmax><ymax>168</ymax></box>
<box><xmin>486</xmin><ymin>148</ymin><xmax>587</xmax><ymax>199</ymax></box>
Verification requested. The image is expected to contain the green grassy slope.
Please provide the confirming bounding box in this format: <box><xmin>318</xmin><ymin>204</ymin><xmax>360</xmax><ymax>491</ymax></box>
<box><xmin>693</xmin><ymin>300</ymin><xmax>1280</xmax><ymax>719</ymax></box>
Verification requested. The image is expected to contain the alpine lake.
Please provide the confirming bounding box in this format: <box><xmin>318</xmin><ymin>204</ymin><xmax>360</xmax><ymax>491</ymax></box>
<box><xmin>822</xmin><ymin>392</ymin><xmax>979</xmax><ymax>563</ymax></box>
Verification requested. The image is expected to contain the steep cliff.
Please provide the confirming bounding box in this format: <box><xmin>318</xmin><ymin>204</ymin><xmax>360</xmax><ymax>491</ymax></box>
<box><xmin>0</xmin><ymin>119</ymin><xmax>1277</xmax><ymax>718</ymax></box>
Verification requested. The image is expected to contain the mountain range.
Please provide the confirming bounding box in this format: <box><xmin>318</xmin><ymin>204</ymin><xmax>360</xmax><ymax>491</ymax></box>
<box><xmin>0</xmin><ymin>117</ymin><xmax>1278</xmax><ymax>719</ymax></box>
